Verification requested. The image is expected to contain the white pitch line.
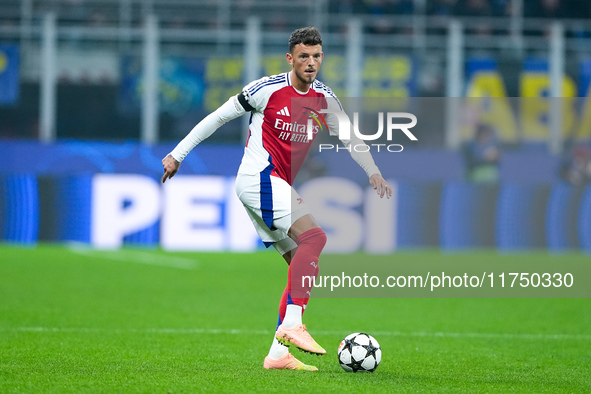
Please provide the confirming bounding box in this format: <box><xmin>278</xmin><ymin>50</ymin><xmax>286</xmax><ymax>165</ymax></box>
<box><xmin>3</xmin><ymin>327</ymin><xmax>590</xmax><ymax>341</ymax></box>
<box><xmin>2</xmin><ymin>327</ymin><xmax>269</xmax><ymax>335</ymax></box>
<box><xmin>66</xmin><ymin>243</ymin><xmax>198</xmax><ymax>270</ymax></box>
<box><xmin>361</xmin><ymin>330</ymin><xmax>591</xmax><ymax>341</ymax></box>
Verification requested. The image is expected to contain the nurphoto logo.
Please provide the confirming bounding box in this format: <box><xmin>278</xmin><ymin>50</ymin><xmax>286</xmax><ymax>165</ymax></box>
<box><xmin>305</xmin><ymin>109</ymin><xmax>418</xmax><ymax>153</ymax></box>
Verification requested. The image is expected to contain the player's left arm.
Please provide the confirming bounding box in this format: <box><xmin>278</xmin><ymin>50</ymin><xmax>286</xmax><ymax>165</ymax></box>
<box><xmin>344</xmin><ymin>135</ymin><xmax>392</xmax><ymax>199</ymax></box>
<box><xmin>324</xmin><ymin>106</ymin><xmax>392</xmax><ymax>199</ymax></box>
<box><xmin>369</xmin><ymin>172</ymin><xmax>392</xmax><ymax>199</ymax></box>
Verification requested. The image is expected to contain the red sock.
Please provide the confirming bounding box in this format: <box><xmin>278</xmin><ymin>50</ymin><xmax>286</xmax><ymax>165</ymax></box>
<box><xmin>287</xmin><ymin>228</ymin><xmax>327</xmax><ymax>307</ymax></box>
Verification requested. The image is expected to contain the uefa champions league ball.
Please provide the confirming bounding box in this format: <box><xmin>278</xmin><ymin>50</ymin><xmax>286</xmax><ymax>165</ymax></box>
<box><xmin>337</xmin><ymin>332</ymin><xmax>381</xmax><ymax>372</ymax></box>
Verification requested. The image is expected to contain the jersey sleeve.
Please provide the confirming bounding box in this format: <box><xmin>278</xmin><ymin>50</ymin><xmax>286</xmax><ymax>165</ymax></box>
<box><xmin>169</xmin><ymin>95</ymin><xmax>246</xmax><ymax>162</ymax></box>
<box><xmin>239</xmin><ymin>75</ymin><xmax>277</xmax><ymax>113</ymax></box>
<box><xmin>323</xmin><ymin>96</ymin><xmax>344</xmax><ymax>137</ymax></box>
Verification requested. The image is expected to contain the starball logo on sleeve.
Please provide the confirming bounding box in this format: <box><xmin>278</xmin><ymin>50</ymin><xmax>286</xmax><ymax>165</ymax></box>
<box><xmin>304</xmin><ymin>106</ymin><xmax>418</xmax><ymax>153</ymax></box>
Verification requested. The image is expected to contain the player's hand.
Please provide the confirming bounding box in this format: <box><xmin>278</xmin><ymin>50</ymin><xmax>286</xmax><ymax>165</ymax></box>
<box><xmin>369</xmin><ymin>173</ymin><xmax>392</xmax><ymax>199</ymax></box>
<box><xmin>162</xmin><ymin>154</ymin><xmax>180</xmax><ymax>183</ymax></box>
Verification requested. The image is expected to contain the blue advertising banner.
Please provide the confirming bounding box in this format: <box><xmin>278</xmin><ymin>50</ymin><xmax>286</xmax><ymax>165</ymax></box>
<box><xmin>465</xmin><ymin>56</ymin><xmax>498</xmax><ymax>80</ymax></box>
<box><xmin>579</xmin><ymin>58</ymin><xmax>591</xmax><ymax>97</ymax></box>
<box><xmin>0</xmin><ymin>44</ymin><xmax>19</xmax><ymax>105</ymax></box>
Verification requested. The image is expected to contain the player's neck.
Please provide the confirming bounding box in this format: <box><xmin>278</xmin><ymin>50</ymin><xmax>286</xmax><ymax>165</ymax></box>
<box><xmin>289</xmin><ymin>70</ymin><xmax>311</xmax><ymax>94</ymax></box>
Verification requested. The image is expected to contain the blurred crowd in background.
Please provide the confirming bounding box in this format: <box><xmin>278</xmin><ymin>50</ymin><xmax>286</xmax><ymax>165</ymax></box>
<box><xmin>332</xmin><ymin>0</ymin><xmax>591</xmax><ymax>19</ymax></box>
<box><xmin>2</xmin><ymin>0</ymin><xmax>591</xmax><ymax>30</ymax></box>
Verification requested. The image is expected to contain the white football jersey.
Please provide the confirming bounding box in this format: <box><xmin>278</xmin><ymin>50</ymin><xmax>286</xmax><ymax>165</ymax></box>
<box><xmin>237</xmin><ymin>71</ymin><xmax>340</xmax><ymax>186</ymax></box>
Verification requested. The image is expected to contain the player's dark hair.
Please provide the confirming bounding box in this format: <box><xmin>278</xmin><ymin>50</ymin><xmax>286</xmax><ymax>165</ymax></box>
<box><xmin>288</xmin><ymin>27</ymin><xmax>322</xmax><ymax>53</ymax></box>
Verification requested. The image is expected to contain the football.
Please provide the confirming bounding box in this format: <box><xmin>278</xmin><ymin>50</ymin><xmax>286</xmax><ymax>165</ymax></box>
<box><xmin>337</xmin><ymin>332</ymin><xmax>382</xmax><ymax>372</ymax></box>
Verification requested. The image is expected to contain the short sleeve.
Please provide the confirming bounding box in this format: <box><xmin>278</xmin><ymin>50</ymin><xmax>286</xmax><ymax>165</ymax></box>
<box><xmin>240</xmin><ymin>76</ymin><xmax>276</xmax><ymax>113</ymax></box>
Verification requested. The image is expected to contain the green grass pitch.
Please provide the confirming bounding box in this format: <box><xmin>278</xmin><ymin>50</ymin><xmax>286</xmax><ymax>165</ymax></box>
<box><xmin>1</xmin><ymin>245</ymin><xmax>590</xmax><ymax>393</ymax></box>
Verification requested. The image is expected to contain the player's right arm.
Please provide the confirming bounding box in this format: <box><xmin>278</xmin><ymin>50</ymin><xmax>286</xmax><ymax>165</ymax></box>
<box><xmin>161</xmin><ymin>93</ymin><xmax>253</xmax><ymax>183</ymax></box>
<box><xmin>161</xmin><ymin>75</ymin><xmax>275</xmax><ymax>183</ymax></box>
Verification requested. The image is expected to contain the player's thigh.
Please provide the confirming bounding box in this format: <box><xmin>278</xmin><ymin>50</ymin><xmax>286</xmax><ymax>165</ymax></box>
<box><xmin>240</xmin><ymin>201</ymin><xmax>298</xmax><ymax>256</ymax></box>
<box><xmin>235</xmin><ymin>173</ymin><xmax>310</xmax><ymax>234</ymax></box>
<box><xmin>235</xmin><ymin>174</ymin><xmax>306</xmax><ymax>254</ymax></box>
<box><xmin>240</xmin><ymin>203</ymin><xmax>288</xmax><ymax>245</ymax></box>
<box><xmin>268</xmin><ymin>175</ymin><xmax>311</xmax><ymax>233</ymax></box>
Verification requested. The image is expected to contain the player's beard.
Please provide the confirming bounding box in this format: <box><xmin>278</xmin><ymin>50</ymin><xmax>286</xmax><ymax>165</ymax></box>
<box><xmin>294</xmin><ymin>68</ymin><xmax>316</xmax><ymax>86</ymax></box>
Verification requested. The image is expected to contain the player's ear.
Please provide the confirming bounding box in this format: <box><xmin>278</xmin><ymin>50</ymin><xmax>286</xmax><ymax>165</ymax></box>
<box><xmin>286</xmin><ymin>52</ymin><xmax>293</xmax><ymax>66</ymax></box>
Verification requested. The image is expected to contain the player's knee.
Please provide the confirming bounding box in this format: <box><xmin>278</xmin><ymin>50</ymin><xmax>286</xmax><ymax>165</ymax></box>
<box><xmin>297</xmin><ymin>228</ymin><xmax>327</xmax><ymax>250</ymax></box>
<box><xmin>315</xmin><ymin>228</ymin><xmax>327</xmax><ymax>249</ymax></box>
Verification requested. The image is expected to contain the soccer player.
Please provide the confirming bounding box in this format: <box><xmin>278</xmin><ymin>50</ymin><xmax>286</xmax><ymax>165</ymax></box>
<box><xmin>161</xmin><ymin>27</ymin><xmax>391</xmax><ymax>371</ymax></box>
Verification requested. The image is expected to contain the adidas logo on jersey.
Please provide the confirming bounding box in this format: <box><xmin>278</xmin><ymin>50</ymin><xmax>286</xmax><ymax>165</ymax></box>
<box><xmin>276</xmin><ymin>106</ymin><xmax>290</xmax><ymax>116</ymax></box>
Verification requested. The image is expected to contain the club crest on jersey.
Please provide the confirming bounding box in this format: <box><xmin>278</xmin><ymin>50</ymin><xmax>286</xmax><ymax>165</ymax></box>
<box><xmin>303</xmin><ymin>107</ymin><xmax>328</xmax><ymax>140</ymax></box>
<box><xmin>304</xmin><ymin>107</ymin><xmax>328</xmax><ymax>130</ymax></box>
